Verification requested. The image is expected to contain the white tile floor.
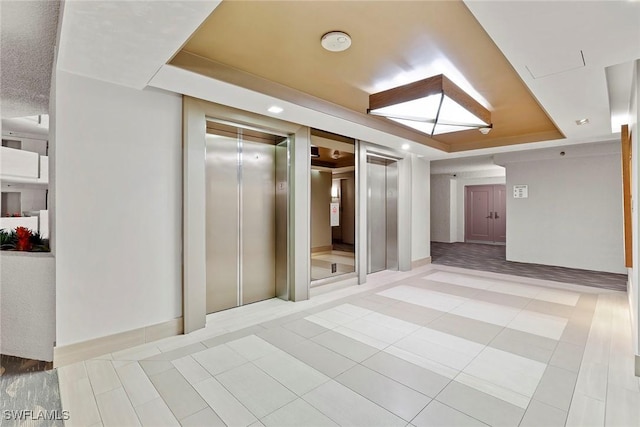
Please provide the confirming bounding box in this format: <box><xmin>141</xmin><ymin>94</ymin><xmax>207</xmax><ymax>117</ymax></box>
<box><xmin>58</xmin><ymin>265</ymin><xmax>640</xmax><ymax>426</ymax></box>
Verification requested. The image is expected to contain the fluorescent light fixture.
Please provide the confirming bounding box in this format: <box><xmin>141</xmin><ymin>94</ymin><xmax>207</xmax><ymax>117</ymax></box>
<box><xmin>402</xmin><ymin>143</ymin><xmax>410</xmax><ymax>150</ymax></box>
<box><xmin>268</xmin><ymin>106</ymin><xmax>284</xmax><ymax>114</ymax></box>
<box><xmin>368</xmin><ymin>74</ymin><xmax>491</xmax><ymax>136</ymax></box>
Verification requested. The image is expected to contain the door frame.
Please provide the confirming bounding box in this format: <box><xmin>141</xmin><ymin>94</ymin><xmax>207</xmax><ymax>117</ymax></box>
<box><xmin>360</xmin><ymin>143</ymin><xmax>412</xmax><ymax>275</ymax></box>
<box><xmin>182</xmin><ymin>97</ymin><xmax>311</xmax><ymax>333</ymax></box>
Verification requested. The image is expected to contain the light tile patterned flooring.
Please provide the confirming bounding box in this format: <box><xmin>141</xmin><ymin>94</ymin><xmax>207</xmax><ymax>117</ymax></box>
<box><xmin>58</xmin><ymin>265</ymin><xmax>640</xmax><ymax>426</ymax></box>
<box><xmin>311</xmin><ymin>250</ymin><xmax>356</xmax><ymax>281</ymax></box>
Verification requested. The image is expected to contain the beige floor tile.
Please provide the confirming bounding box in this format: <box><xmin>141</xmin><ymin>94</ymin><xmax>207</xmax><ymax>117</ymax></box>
<box><xmin>179</xmin><ymin>408</ymin><xmax>226</xmax><ymax>427</ymax></box>
<box><xmin>191</xmin><ymin>344</ymin><xmax>248</xmax><ymax>375</ymax></box>
<box><xmin>171</xmin><ymin>355</ymin><xmax>211</xmax><ymax>385</ymax></box>
<box><xmin>261</xmin><ymin>398</ymin><xmax>339</xmax><ymax>427</ymax></box>
<box><xmin>253</xmin><ymin>349</ymin><xmax>330</xmax><ymax>395</ymax></box>
<box><xmin>285</xmin><ymin>340</ymin><xmax>356</xmax><ymax>378</ymax></box>
<box><xmin>362</xmin><ymin>351</ymin><xmax>451</xmax><ymax>398</ymax></box>
<box><xmin>436</xmin><ymin>381</ymin><xmax>524</xmax><ymax>426</ymax></box>
<box><xmin>312</xmin><ymin>330</ymin><xmax>380</xmax><ymax>362</ymax></box>
<box><xmin>412</xmin><ymin>400</ymin><xmax>488</xmax><ymax>427</ymax></box>
<box><xmin>115</xmin><ymin>362</ymin><xmax>159</xmax><ymax>407</ymax></box>
<box><xmin>225</xmin><ymin>335</ymin><xmax>280</xmax><ymax>361</ymax></box>
<box><xmin>520</xmin><ymin>399</ymin><xmax>567</xmax><ymax>427</ymax></box>
<box><xmin>86</xmin><ymin>360</ymin><xmax>122</xmax><ymax>396</ymax></box>
<box><xmin>532</xmin><ymin>365</ymin><xmax>578</xmax><ymax>411</ymax></box>
<box><xmin>335</xmin><ymin>364</ymin><xmax>431</xmax><ymax>421</ymax></box>
<box><xmin>215</xmin><ymin>363</ymin><xmax>297</xmax><ymax>418</ymax></box>
<box><xmin>303</xmin><ymin>380</ymin><xmax>406</xmax><ymax>427</ymax></box>
<box><xmin>59</xmin><ymin>377</ymin><xmax>102</xmax><ymax>427</ymax></box>
<box><xmin>148</xmin><ymin>368</ymin><xmax>207</xmax><ymax>420</ymax></box>
<box><xmin>565</xmin><ymin>392</ymin><xmax>605</xmax><ymax>427</ymax></box>
<box><xmin>193</xmin><ymin>377</ymin><xmax>257</xmax><ymax>427</ymax></box>
<box><xmin>604</xmin><ymin>385</ymin><xmax>640</xmax><ymax>427</ymax></box>
<box><xmin>134</xmin><ymin>397</ymin><xmax>179</xmax><ymax>426</ymax></box>
<box><xmin>95</xmin><ymin>387</ymin><xmax>141</xmax><ymax>427</ymax></box>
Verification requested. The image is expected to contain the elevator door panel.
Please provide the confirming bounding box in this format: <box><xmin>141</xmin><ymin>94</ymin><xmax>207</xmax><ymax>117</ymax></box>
<box><xmin>367</xmin><ymin>161</ymin><xmax>387</xmax><ymax>273</ymax></box>
<box><xmin>206</xmin><ymin>137</ymin><xmax>239</xmax><ymax>313</ymax></box>
<box><xmin>242</xmin><ymin>141</ymin><xmax>276</xmax><ymax>305</ymax></box>
<box><xmin>385</xmin><ymin>161</ymin><xmax>399</xmax><ymax>271</ymax></box>
<box><xmin>274</xmin><ymin>141</ymin><xmax>289</xmax><ymax>299</ymax></box>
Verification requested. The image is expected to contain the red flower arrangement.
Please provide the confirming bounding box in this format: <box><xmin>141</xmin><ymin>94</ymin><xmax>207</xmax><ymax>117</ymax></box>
<box><xmin>15</xmin><ymin>227</ymin><xmax>33</xmax><ymax>251</ymax></box>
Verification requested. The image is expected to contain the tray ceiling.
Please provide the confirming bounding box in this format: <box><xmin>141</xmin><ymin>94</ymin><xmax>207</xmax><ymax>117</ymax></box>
<box><xmin>176</xmin><ymin>0</ymin><xmax>563</xmax><ymax>152</ymax></box>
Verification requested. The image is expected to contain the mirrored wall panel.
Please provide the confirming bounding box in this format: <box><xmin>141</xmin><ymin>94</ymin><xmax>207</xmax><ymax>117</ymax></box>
<box><xmin>309</xmin><ymin>130</ymin><xmax>356</xmax><ymax>283</ymax></box>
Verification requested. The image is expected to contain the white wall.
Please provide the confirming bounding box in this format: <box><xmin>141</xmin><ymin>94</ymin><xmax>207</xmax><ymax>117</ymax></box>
<box><xmin>411</xmin><ymin>155</ymin><xmax>431</xmax><ymax>261</ymax></box>
<box><xmin>55</xmin><ymin>71</ymin><xmax>182</xmax><ymax>346</ymax></box>
<box><xmin>498</xmin><ymin>144</ymin><xmax>625</xmax><ymax>274</ymax></box>
<box><xmin>310</xmin><ymin>170</ymin><xmax>332</xmax><ymax>249</ymax></box>
<box><xmin>430</xmin><ymin>174</ymin><xmax>452</xmax><ymax>242</ymax></box>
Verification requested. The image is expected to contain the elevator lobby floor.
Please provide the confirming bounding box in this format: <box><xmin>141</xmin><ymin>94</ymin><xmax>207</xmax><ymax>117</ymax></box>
<box><xmin>311</xmin><ymin>250</ymin><xmax>356</xmax><ymax>281</ymax></box>
<box><xmin>57</xmin><ymin>265</ymin><xmax>639</xmax><ymax>426</ymax></box>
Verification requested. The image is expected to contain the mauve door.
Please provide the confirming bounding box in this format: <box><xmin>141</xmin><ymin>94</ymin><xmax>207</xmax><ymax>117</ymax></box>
<box><xmin>465</xmin><ymin>185</ymin><xmax>494</xmax><ymax>242</ymax></box>
<box><xmin>493</xmin><ymin>185</ymin><xmax>506</xmax><ymax>243</ymax></box>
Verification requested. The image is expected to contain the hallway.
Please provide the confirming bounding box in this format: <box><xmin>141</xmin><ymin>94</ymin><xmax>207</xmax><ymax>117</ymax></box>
<box><xmin>57</xmin><ymin>265</ymin><xmax>639</xmax><ymax>426</ymax></box>
<box><xmin>431</xmin><ymin>242</ymin><xmax>628</xmax><ymax>292</ymax></box>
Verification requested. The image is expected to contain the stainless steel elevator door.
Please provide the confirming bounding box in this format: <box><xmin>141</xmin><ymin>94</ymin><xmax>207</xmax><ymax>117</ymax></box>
<box><xmin>241</xmin><ymin>141</ymin><xmax>276</xmax><ymax>305</ymax></box>
<box><xmin>367</xmin><ymin>160</ymin><xmax>387</xmax><ymax>273</ymax></box>
<box><xmin>205</xmin><ymin>123</ymin><xmax>286</xmax><ymax>315</ymax></box>
<box><xmin>385</xmin><ymin>161</ymin><xmax>399</xmax><ymax>270</ymax></box>
<box><xmin>367</xmin><ymin>156</ymin><xmax>398</xmax><ymax>274</ymax></box>
<box><xmin>206</xmin><ymin>135</ymin><xmax>240</xmax><ymax>313</ymax></box>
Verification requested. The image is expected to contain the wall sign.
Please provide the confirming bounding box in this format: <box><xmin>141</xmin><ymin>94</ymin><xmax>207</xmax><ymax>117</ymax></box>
<box><xmin>330</xmin><ymin>203</ymin><xmax>340</xmax><ymax>226</ymax></box>
<box><xmin>513</xmin><ymin>184</ymin><xmax>528</xmax><ymax>198</ymax></box>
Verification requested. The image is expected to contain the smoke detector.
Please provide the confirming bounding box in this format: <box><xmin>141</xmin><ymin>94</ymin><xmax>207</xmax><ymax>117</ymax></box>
<box><xmin>321</xmin><ymin>31</ymin><xmax>352</xmax><ymax>52</ymax></box>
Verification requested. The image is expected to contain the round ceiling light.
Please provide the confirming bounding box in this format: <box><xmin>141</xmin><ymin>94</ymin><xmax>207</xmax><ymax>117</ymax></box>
<box><xmin>321</xmin><ymin>31</ymin><xmax>352</xmax><ymax>52</ymax></box>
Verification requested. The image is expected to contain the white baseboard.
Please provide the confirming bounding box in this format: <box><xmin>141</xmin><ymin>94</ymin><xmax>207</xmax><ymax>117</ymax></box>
<box><xmin>411</xmin><ymin>256</ymin><xmax>432</xmax><ymax>269</ymax></box>
<box><xmin>54</xmin><ymin>317</ymin><xmax>183</xmax><ymax>367</ymax></box>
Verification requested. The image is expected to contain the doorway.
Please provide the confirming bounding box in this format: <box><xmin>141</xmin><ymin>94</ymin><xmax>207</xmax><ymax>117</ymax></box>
<box><xmin>310</xmin><ymin>130</ymin><xmax>356</xmax><ymax>283</ymax></box>
<box><xmin>465</xmin><ymin>184</ymin><xmax>506</xmax><ymax>244</ymax></box>
<box><xmin>367</xmin><ymin>155</ymin><xmax>398</xmax><ymax>273</ymax></box>
<box><xmin>205</xmin><ymin>121</ymin><xmax>289</xmax><ymax>313</ymax></box>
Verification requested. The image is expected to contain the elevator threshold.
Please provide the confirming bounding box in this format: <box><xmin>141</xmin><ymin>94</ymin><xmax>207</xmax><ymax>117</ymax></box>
<box><xmin>310</xmin><ymin>273</ymin><xmax>358</xmax><ymax>296</ymax></box>
<box><xmin>205</xmin><ymin>297</ymin><xmax>290</xmax><ymax>321</ymax></box>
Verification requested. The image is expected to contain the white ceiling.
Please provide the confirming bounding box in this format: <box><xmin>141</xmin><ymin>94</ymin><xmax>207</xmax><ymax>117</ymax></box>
<box><xmin>56</xmin><ymin>0</ymin><xmax>221</xmax><ymax>89</ymax></box>
<box><xmin>464</xmin><ymin>0</ymin><xmax>640</xmax><ymax>143</ymax></box>
<box><xmin>431</xmin><ymin>155</ymin><xmax>504</xmax><ymax>175</ymax></box>
<box><xmin>45</xmin><ymin>1</ymin><xmax>640</xmax><ymax>168</ymax></box>
<box><xmin>0</xmin><ymin>0</ymin><xmax>60</xmax><ymax>118</ymax></box>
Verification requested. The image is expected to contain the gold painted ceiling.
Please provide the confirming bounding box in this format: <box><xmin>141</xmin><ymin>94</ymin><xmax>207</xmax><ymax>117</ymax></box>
<box><xmin>175</xmin><ymin>0</ymin><xmax>563</xmax><ymax>152</ymax></box>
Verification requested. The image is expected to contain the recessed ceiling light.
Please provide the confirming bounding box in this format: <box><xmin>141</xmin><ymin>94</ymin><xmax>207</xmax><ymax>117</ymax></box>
<box><xmin>321</xmin><ymin>31</ymin><xmax>352</xmax><ymax>52</ymax></box>
<box><xmin>575</xmin><ymin>118</ymin><xmax>590</xmax><ymax>126</ymax></box>
<box><xmin>268</xmin><ymin>106</ymin><xmax>283</xmax><ymax>114</ymax></box>
<box><xmin>402</xmin><ymin>143</ymin><xmax>410</xmax><ymax>150</ymax></box>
